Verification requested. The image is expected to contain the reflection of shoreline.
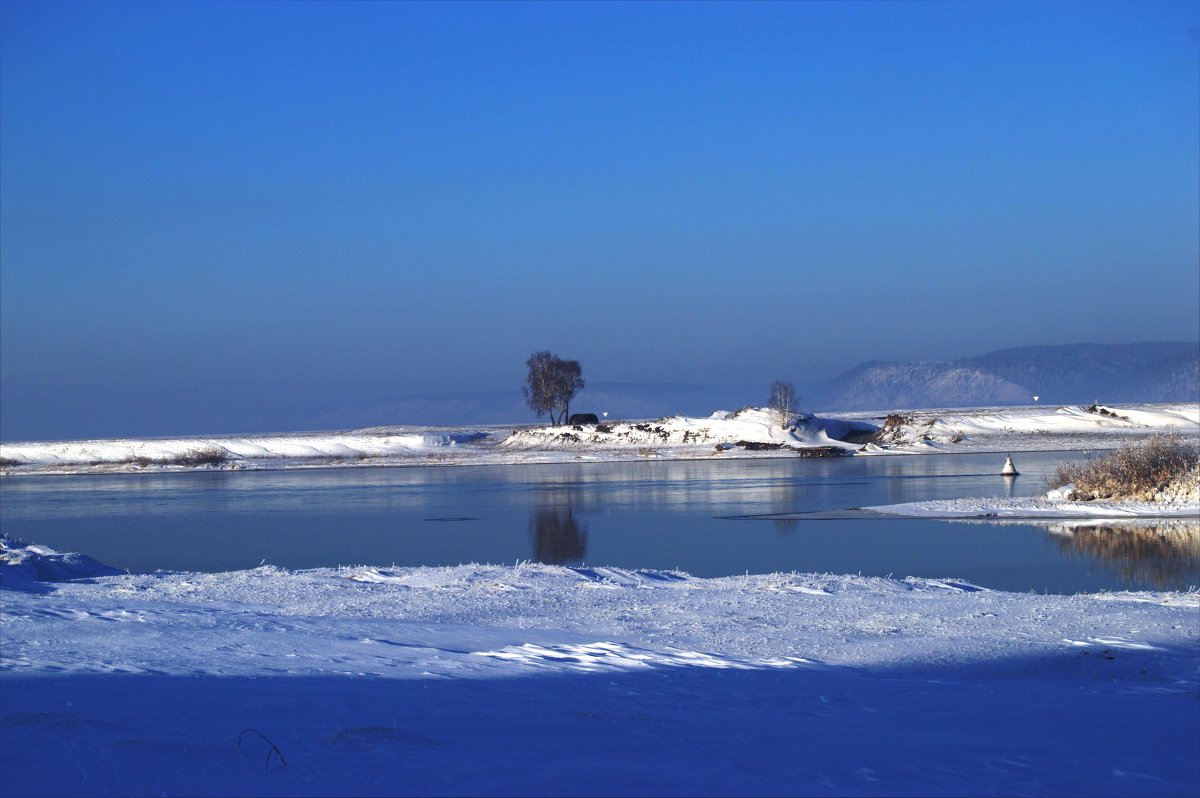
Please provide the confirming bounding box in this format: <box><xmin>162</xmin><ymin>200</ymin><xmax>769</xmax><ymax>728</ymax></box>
<box><xmin>979</xmin><ymin>519</ymin><xmax>1200</xmax><ymax>591</ymax></box>
<box><xmin>529</xmin><ymin>506</ymin><xmax>587</xmax><ymax>565</ymax></box>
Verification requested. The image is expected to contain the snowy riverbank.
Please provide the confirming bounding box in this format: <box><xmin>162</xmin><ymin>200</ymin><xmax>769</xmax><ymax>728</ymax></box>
<box><xmin>2</xmin><ymin>402</ymin><xmax>1197</xmax><ymax>476</ymax></box>
<box><xmin>866</xmin><ymin>496</ymin><xmax>1200</xmax><ymax>519</ymax></box>
<box><xmin>1</xmin><ymin>535</ymin><xmax>1197</xmax><ymax>797</ymax></box>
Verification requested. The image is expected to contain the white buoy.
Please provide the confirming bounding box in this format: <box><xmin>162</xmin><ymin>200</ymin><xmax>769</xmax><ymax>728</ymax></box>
<box><xmin>1001</xmin><ymin>454</ymin><xmax>1019</xmax><ymax>476</ymax></box>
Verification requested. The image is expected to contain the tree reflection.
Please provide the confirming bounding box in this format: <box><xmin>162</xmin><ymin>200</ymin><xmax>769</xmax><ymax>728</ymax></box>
<box><xmin>529</xmin><ymin>505</ymin><xmax>588</xmax><ymax>565</ymax></box>
<box><xmin>1044</xmin><ymin>522</ymin><xmax>1199</xmax><ymax>591</ymax></box>
<box><xmin>773</xmin><ymin>517</ymin><xmax>798</xmax><ymax>534</ymax></box>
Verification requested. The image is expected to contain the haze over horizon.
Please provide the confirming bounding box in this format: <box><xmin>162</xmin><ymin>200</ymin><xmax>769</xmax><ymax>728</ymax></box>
<box><xmin>2</xmin><ymin>1</ymin><xmax>1198</xmax><ymax>440</ymax></box>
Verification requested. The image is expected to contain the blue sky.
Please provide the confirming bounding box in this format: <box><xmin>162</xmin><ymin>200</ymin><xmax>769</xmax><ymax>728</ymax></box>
<box><xmin>2</xmin><ymin>0</ymin><xmax>1197</xmax><ymax>439</ymax></box>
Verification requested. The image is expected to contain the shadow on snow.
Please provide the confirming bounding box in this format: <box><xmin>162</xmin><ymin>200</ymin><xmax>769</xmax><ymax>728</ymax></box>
<box><xmin>2</xmin><ymin>641</ymin><xmax>1197</xmax><ymax>798</ymax></box>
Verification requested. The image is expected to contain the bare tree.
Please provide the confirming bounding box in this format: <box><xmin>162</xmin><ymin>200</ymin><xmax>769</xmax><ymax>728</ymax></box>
<box><xmin>524</xmin><ymin>351</ymin><xmax>558</xmax><ymax>422</ymax></box>
<box><xmin>555</xmin><ymin>358</ymin><xmax>584</xmax><ymax>424</ymax></box>
<box><xmin>524</xmin><ymin>351</ymin><xmax>585</xmax><ymax>425</ymax></box>
<box><xmin>768</xmin><ymin>380</ymin><xmax>798</xmax><ymax>429</ymax></box>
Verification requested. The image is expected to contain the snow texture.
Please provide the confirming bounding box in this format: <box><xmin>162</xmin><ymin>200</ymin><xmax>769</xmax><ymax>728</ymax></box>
<box><xmin>1</xmin><ymin>535</ymin><xmax>1198</xmax><ymax>796</ymax></box>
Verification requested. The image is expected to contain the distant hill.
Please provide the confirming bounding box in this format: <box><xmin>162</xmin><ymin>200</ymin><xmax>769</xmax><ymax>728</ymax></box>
<box><xmin>814</xmin><ymin>342</ymin><xmax>1199</xmax><ymax>410</ymax></box>
<box><xmin>314</xmin><ymin>346</ymin><xmax>1198</xmax><ymax>428</ymax></box>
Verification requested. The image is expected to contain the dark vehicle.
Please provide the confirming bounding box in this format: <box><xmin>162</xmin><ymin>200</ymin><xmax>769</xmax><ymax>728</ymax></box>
<box><xmin>567</xmin><ymin>413</ymin><xmax>600</xmax><ymax>426</ymax></box>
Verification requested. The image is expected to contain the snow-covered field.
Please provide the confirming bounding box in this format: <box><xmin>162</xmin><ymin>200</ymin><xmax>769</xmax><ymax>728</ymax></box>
<box><xmin>2</xmin><ymin>536</ymin><xmax>1197</xmax><ymax>797</ymax></box>
<box><xmin>2</xmin><ymin>403</ymin><xmax>1197</xmax><ymax>476</ymax></box>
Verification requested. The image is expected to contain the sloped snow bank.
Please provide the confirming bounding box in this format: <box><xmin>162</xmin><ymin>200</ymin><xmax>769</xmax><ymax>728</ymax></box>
<box><xmin>0</xmin><ymin>429</ymin><xmax>479</xmax><ymax>473</ymax></box>
<box><xmin>0</xmin><ymin>535</ymin><xmax>123</xmax><ymax>593</ymax></box>
<box><xmin>849</xmin><ymin>402</ymin><xmax>1200</xmax><ymax>453</ymax></box>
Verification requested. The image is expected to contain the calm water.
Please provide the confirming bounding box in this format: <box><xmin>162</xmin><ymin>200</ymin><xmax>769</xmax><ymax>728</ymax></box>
<box><xmin>1</xmin><ymin>451</ymin><xmax>1196</xmax><ymax>593</ymax></box>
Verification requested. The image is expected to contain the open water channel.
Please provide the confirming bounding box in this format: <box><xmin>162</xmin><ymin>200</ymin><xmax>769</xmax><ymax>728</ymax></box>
<box><xmin>2</xmin><ymin>451</ymin><xmax>1197</xmax><ymax>593</ymax></box>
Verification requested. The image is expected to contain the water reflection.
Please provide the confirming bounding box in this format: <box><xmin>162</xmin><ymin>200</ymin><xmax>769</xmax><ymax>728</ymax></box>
<box><xmin>773</xmin><ymin>517</ymin><xmax>798</xmax><ymax>534</ymax></box>
<box><xmin>529</xmin><ymin>505</ymin><xmax>588</xmax><ymax>565</ymax></box>
<box><xmin>1</xmin><ymin>452</ymin><xmax>1081</xmax><ymax>522</ymax></box>
<box><xmin>4</xmin><ymin>451</ymin><xmax>1132</xmax><ymax>590</ymax></box>
<box><xmin>1042</xmin><ymin>520</ymin><xmax>1200</xmax><ymax>591</ymax></box>
<box><xmin>952</xmin><ymin>517</ymin><xmax>1200</xmax><ymax>591</ymax></box>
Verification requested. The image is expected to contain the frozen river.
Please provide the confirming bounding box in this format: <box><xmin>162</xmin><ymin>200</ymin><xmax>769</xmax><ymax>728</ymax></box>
<box><xmin>2</xmin><ymin>450</ymin><xmax>1196</xmax><ymax>593</ymax></box>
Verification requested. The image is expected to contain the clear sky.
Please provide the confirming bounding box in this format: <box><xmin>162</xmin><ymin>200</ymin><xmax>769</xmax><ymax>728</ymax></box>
<box><xmin>2</xmin><ymin>0</ymin><xmax>1197</xmax><ymax>439</ymax></box>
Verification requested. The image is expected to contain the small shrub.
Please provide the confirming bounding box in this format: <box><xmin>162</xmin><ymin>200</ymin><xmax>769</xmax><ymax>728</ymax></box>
<box><xmin>1045</xmin><ymin>434</ymin><xmax>1199</xmax><ymax>501</ymax></box>
<box><xmin>173</xmin><ymin>446</ymin><xmax>229</xmax><ymax>467</ymax></box>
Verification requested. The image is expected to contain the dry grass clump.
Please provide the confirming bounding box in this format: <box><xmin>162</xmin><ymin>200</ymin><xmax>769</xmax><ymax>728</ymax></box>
<box><xmin>127</xmin><ymin>446</ymin><xmax>230</xmax><ymax>467</ymax></box>
<box><xmin>1046</xmin><ymin>434</ymin><xmax>1199</xmax><ymax>501</ymax></box>
<box><xmin>174</xmin><ymin>446</ymin><xmax>230</xmax><ymax>466</ymax></box>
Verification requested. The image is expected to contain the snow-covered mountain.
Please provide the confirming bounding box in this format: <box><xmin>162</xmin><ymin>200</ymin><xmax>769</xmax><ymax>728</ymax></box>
<box><xmin>815</xmin><ymin>342</ymin><xmax>1199</xmax><ymax>410</ymax></box>
<box><xmin>816</xmin><ymin>361</ymin><xmax>1032</xmax><ymax>410</ymax></box>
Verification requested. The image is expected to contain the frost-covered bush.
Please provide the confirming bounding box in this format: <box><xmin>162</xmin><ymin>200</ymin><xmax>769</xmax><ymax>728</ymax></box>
<box><xmin>1046</xmin><ymin>434</ymin><xmax>1199</xmax><ymax>501</ymax></box>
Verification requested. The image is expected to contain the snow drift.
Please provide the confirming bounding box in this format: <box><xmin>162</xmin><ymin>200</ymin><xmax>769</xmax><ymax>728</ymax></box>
<box><xmin>1</xmin><ymin>534</ymin><xmax>1197</xmax><ymax>797</ymax></box>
